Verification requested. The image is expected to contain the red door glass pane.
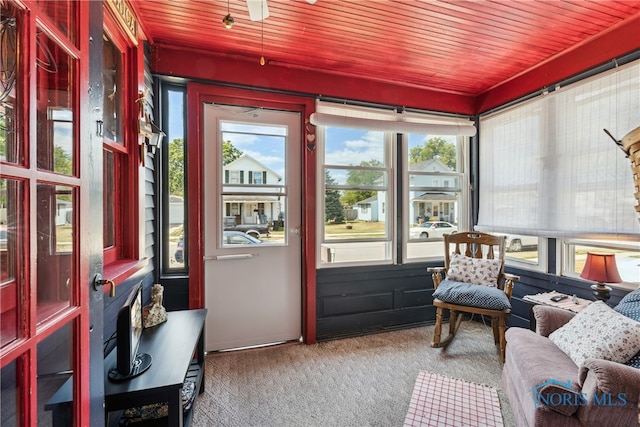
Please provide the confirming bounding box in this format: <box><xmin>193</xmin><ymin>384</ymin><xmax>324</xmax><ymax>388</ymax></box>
<box><xmin>0</xmin><ymin>178</ymin><xmax>24</xmax><ymax>349</ymax></box>
<box><xmin>35</xmin><ymin>0</ymin><xmax>77</xmax><ymax>46</ymax></box>
<box><xmin>1</xmin><ymin>3</ymin><xmax>22</xmax><ymax>165</ymax></box>
<box><xmin>37</xmin><ymin>323</ymin><xmax>74</xmax><ymax>425</ymax></box>
<box><xmin>36</xmin><ymin>30</ymin><xmax>75</xmax><ymax>176</ymax></box>
<box><xmin>36</xmin><ymin>184</ymin><xmax>74</xmax><ymax>324</ymax></box>
<box><xmin>0</xmin><ymin>359</ymin><xmax>19</xmax><ymax>425</ymax></box>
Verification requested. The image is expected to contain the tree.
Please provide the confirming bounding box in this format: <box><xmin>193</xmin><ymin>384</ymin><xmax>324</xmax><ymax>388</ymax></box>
<box><xmin>54</xmin><ymin>145</ymin><xmax>72</xmax><ymax>176</ymax></box>
<box><xmin>223</xmin><ymin>140</ymin><xmax>243</xmax><ymax>165</ymax></box>
<box><xmin>409</xmin><ymin>136</ymin><xmax>456</xmax><ymax>169</ymax></box>
<box><xmin>168</xmin><ymin>138</ymin><xmax>184</xmax><ymax>197</ymax></box>
<box><xmin>324</xmin><ymin>170</ymin><xmax>343</xmax><ymax>223</ymax></box>
<box><xmin>166</xmin><ymin>139</ymin><xmax>243</xmax><ymax>198</ymax></box>
<box><xmin>341</xmin><ymin>159</ymin><xmax>383</xmax><ymax>207</ymax></box>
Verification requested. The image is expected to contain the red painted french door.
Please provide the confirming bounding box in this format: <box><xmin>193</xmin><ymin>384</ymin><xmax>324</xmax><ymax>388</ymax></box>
<box><xmin>0</xmin><ymin>2</ymin><xmax>104</xmax><ymax>425</ymax></box>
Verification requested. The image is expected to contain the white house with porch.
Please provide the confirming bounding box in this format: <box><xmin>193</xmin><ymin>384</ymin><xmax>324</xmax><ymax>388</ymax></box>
<box><xmin>223</xmin><ymin>154</ymin><xmax>283</xmax><ymax>225</ymax></box>
<box><xmin>409</xmin><ymin>158</ymin><xmax>458</xmax><ymax>224</ymax></box>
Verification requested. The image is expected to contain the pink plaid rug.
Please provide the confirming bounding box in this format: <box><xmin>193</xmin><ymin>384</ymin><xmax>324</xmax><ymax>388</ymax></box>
<box><xmin>403</xmin><ymin>371</ymin><xmax>504</xmax><ymax>427</ymax></box>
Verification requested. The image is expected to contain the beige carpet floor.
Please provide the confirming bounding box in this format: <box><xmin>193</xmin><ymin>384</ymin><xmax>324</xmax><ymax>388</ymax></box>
<box><xmin>191</xmin><ymin>321</ymin><xmax>515</xmax><ymax>427</ymax></box>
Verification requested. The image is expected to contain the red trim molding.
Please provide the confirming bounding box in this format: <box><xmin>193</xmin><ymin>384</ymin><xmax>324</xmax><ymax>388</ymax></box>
<box><xmin>477</xmin><ymin>14</ymin><xmax>640</xmax><ymax>114</ymax></box>
<box><xmin>154</xmin><ymin>45</ymin><xmax>475</xmax><ymax>115</ymax></box>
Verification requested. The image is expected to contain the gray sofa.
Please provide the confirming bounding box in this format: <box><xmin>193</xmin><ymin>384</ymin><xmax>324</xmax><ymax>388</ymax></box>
<box><xmin>503</xmin><ymin>305</ymin><xmax>640</xmax><ymax>427</ymax></box>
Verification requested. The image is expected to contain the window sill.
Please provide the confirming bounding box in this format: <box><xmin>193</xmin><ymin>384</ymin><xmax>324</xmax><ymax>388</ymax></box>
<box><xmin>103</xmin><ymin>258</ymin><xmax>149</xmax><ymax>291</ymax></box>
<box><xmin>610</xmin><ymin>281</ymin><xmax>639</xmax><ymax>292</ymax></box>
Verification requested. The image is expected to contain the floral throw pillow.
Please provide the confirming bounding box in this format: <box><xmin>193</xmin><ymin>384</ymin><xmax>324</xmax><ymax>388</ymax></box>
<box><xmin>549</xmin><ymin>301</ymin><xmax>640</xmax><ymax>367</ymax></box>
<box><xmin>446</xmin><ymin>252</ymin><xmax>501</xmax><ymax>287</ymax></box>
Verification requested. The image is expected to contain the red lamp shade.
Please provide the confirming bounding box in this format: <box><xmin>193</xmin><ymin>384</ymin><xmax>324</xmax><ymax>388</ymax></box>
<box><xmin>580</xmin><ymin>252</ymin><xmax>622</xmax><ymax>283</ymax></box>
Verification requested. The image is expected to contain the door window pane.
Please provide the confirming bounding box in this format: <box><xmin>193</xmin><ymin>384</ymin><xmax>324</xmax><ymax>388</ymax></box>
<box><xmin>36</xmin><ymin>30</ymin><xmax>75</xmax><ymax>175</ymax></box>
<box><xmin>1</xmin><ymin>3</ymin><xmax>21</xmax><ymax>165</ymax></box>
<box><xmin>37</xmin><ymin>184</ymin><xmax>74</xmax><ymax>324</ymax></box>
<box><xmin>36</xmin><ymin>0</ymin><xmax>77</xmax><ymax>46</ymax></box>
<box><xmin>1</xmin><ymin>178</ymin><xmax>24</xmax><ymax>348</ymax></box>
<box><xmin>38</xmin><ymin>323</ymin><xmax>74</xmax><ymax>425</ymax></box>
<box><xmin>1</xmin><ymin>360</ymin><xmax>18</xmax><ymax>426</ymax></box>
<box><xmin>220</xmin><ymin>121</ymin><xmax>286</xmax><ymax>245</ymax></box>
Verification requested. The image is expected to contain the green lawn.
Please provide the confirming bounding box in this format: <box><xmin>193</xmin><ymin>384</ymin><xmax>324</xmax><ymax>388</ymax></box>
<box><xmin>325</xmin><ymin>221</ymin><xmax>386</xmax><ymax>238</ymax></box>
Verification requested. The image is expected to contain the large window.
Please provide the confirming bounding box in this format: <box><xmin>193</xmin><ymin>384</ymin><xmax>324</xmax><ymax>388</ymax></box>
<box><xmin>319</xmin><ymin>126</ymin><xmax>392</xmax><ymax>264</ymax></box>
<box><xmin>315</xmin><ymin>102</ymin><xmax>475</xmax><ymax>266</ymax></box>
<box><xmin>478</xmin><ymin>60</ymin><xmax>640</xmax><ymax>285</ymax></box>
<box><xmin>405</xmin><ymin>134</ymin><xmax>466</xmax><ymax>261</ymax></box>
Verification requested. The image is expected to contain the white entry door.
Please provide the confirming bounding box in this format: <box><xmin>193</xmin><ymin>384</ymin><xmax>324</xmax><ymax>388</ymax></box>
<box><xmin>203</xmin><ymin>103</ymin><xmax>302</xmax><ymax>352</ymax></box>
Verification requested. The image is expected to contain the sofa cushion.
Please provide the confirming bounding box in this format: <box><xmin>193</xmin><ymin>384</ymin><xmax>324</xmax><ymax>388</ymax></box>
<box><xmin>433</xmin><ymin>279</ymin><xmax>511</xmax><ymax>310</ymax></box>
<box><xmin>549</xmin><ymin>301</ymin><xmax>640</xmax><ymax>367</ymax></box>
<box><xmin>446</xmin><ymin>253</ymin><xmax>501</xmax><ymax>287</ymax></box>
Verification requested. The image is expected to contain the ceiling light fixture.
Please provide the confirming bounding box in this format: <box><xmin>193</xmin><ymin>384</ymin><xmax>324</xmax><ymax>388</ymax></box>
<box><xmin>222</xmin><ymin>0</ymin><xmax>234</xmax><ymax>29</ymax></box>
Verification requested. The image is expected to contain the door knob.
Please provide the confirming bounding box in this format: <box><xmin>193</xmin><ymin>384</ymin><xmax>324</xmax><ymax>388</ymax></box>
<box><xmin>93</xmin><ymin>273</ymin><xmax>116</xmax><ymax>297</ymax></box>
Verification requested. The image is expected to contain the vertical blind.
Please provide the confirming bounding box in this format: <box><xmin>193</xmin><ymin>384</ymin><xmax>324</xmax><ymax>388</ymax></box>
<box><xmin>477</xmin><ymin>61</ymin><xmax>640</xmax><ymax>240</ymax></box>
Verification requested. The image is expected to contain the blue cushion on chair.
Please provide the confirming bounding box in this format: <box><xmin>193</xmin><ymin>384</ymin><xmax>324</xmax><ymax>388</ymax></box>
<box><xmin>433</xmin><ymin>279</ymin><xmax>512</xmax><ymax>310</ymax></box>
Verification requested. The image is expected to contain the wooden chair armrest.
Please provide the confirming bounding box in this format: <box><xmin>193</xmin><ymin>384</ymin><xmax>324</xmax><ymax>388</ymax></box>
<box><xmin>426</xmin><ymin>267</ymin><xmax>446</xmax><ymax>289</ymax></box>
<box><xmin>504</xmin><ymin>273</ymin><xmax>520</xmax><ymax>282</ymax></box>
<box><xmin>503</xmin><ymin>273</ymin><xmax>520</xmax><ymax>300</ymax></box>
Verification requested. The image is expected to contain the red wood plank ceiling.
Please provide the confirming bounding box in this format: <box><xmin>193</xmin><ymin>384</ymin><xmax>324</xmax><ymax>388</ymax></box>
<box><xmin>134</xmin><ymin>0</ymin><xmax>640</xmax><ymax>112</ymax></box>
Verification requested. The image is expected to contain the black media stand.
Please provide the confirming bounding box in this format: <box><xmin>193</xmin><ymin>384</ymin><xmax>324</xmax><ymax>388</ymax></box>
<box><xmin>45</xmin><ymin>309</ymin><xmax>207</xmax><ymax>427</ymax></box>
<box><xmin>104</xmin><ymin>309</ymin><xmax>208</xmax><ymax>426</ymax></box>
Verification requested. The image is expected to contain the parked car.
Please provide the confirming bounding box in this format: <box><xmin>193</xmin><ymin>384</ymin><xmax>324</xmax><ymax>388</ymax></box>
<box><xmin>174</xmin><ymin>236</ymin><xmax>184</xmax><ymax>263</ymax></box>
<box><xmin>175</xmin><ymin>231</ymin><xmax>262</xmax><ymax>262</ymax></box>
<box><xmin>505</xmin><ymin>234</ymin><xmax>538</xmax><ymax>252</ymax></box>
<box><xmin>223</xmin><ymin>216</ymin><xmax>270</xmax><ymax>238</ymax></box>
<box><xmin>223</xmin><ymin>230</ymin><xmax>263</xmax><ymax>245</ymax></box>
<box><xmin>409</xmin><ymin>221</ymin><xmax>458</xmax><ymax>239</ymax></box>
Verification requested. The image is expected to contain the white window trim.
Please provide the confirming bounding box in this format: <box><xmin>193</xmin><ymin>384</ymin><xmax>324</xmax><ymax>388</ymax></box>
<box><xmin>504</xmin><ymin>236</ymin><xmax>548</xmax><ymax>272</ymax></box>
<box><xmin>559</xmin><ymin>238</ymin><xmax>639</xmax><ymax>290</ymax></box>
<box><xmin>316</xmin><ymin>124</ymin><xmax>396</xmax><ymax>268</ymax></box>
<box><xmin>402</xmin><ymin>134</ymin><xmax>471</xmax><ymax>263</ymax></box>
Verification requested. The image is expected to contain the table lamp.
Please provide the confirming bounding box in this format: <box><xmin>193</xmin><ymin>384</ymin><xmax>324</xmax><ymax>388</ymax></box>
<box><xmin>580</xmin><ymin>252</ymin><xmax>622</xmax><ymax>303</ymax></box>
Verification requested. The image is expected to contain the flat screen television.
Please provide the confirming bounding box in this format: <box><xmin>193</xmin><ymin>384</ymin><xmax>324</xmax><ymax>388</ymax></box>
<box><xmin>108</xmin><ymin>282</ymin><xmax>152</xmax><ymax>381</ymax></box>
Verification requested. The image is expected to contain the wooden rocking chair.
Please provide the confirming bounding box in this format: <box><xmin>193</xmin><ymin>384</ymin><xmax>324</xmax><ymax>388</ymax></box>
<box><xmin>427</xmin><ymin>231</ymin><xmax>520</xmax><ymax>362</ymax></box>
